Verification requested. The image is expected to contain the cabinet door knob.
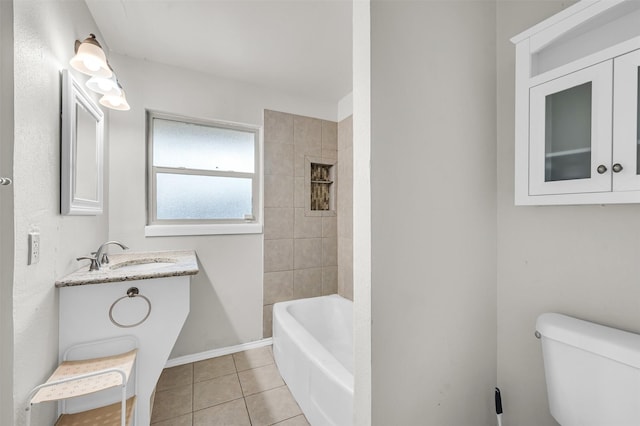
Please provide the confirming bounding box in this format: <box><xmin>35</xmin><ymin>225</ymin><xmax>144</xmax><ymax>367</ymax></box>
<box><xmin>597</xmin><ymin>165</ymin><xmax>607</xmax><ymax>174</ymax></box>
<box><xmin>612</xmin><ymin>163</ymin><xmax>623</xmax><ymax>173</ymax></box>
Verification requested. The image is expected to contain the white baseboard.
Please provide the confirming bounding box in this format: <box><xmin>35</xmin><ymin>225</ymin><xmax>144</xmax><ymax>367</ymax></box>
<box><xmin>164</xmin><ymin>338</ymin><xmax>273</xmax><ymax>368</ymax></box>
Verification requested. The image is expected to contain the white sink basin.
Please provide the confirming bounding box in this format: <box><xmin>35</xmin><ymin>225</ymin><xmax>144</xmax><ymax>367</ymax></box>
<box><xmin>109</xmin><ymin>258</ymin><xmax>177</xmax><ymax>273</ymax></box>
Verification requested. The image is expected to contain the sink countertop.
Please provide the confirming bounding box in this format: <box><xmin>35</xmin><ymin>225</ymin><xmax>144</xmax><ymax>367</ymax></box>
<box><xmin>55</xmin><ymin>250</ymin><xmax>199</xmax><ymax>287</ymax></box>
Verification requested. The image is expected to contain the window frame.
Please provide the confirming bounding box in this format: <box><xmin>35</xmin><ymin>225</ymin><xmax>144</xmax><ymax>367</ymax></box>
<box><xmin>145</xmin><ymin>111</ymin><xmax>262</xmax><ymax>237</ymax></box>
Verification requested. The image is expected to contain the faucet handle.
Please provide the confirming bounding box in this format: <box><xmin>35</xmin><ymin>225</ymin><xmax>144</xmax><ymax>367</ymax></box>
<box><xmin>77</xmin><ymin>256</ymin><xmax>99</xmax><ymax>272</ymax></box>
<box><xmin>91</xmin><ymin>251</ymin><xmax>109</xmax><ymax>264</ymax></box>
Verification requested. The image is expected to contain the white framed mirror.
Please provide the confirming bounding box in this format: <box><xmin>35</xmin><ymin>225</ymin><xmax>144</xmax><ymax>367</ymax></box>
<box><xmin>61</xmin><ymin>69</ymin><xmax>104</xmax><ymax>215</ymax></box>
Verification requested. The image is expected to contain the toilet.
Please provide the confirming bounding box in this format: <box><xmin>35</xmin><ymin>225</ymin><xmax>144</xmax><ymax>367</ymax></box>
<box><xmin>537</xmin><ymin>313</ymin><xmax>640</xmax><ymax>426</ymax></box>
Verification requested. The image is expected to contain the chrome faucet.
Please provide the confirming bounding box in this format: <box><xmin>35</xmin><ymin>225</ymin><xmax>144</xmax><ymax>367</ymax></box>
<box><xmin>77</xmin><ymin>241</ymin><xmax>129</xmax><ymax>271</ymax></box>
<box><xmin>94</xmin><ymin>241</ymin><xmax>129</xmax><ymax>269</ymax></box>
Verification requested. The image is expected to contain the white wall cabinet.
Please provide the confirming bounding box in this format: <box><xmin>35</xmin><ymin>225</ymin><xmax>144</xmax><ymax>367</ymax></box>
<box><xmin>529</xmin><ymin>60</ymin><xmax>613</xmax><ymax>196</ymax></box>
<box><xmin>512</xmin><ymin>0</ymin><xmax>640</xmax><ymax>205</ymax></box>
<box><xmin>612</xmin><ymin>49</ymin><xmax>640</xmax><ymax>192</ymax></box>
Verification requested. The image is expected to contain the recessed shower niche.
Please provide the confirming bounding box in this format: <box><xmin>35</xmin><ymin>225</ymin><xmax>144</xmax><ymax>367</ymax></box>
<box><xmin>306</xmin><ymin>158</ymin><xmax>336</xmax><ymax>216</ymax></box>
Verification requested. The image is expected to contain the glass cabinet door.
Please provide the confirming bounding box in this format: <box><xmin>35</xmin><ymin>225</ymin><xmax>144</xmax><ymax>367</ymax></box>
<box><xmin>529</xmin><ymin>61</ymin><xmax>613</xmax><ymax>196</ymax></box>
<box><xmin>612</xmin><ymin>49</ymin><xmax>640</xmax><ymax>192</ymax></box>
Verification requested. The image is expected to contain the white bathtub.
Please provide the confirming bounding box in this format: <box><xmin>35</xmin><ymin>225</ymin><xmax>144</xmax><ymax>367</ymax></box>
<box><xmin>273</xmin><ymin>294</ymin><xmax>353</xmax><ymax>426</ymax></box>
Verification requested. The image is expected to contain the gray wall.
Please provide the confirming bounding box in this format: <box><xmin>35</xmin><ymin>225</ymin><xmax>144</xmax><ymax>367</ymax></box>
<box><xmin>371</xmin><ymin>1</ymin><xmax>497</xmax><ymax>424</ymax></box>
<box><xmin>12</xmin><ymin>1</ymin><xmax>110</xmax><ymax>424</ymax></box>
<box><xmin>496</xmin><ymin>1</ymin><xmax>640</xmax><ymax>425</ymax></box>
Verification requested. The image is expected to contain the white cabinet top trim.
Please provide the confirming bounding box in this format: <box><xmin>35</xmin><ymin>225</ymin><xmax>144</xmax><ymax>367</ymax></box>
<box><xmin>512</xmin><ymin>1</ymin><xmax>640</xmax><ymax>81</ymax></box>
<box><xmin>510</xmin><ymin>0</ymin><xmax>625</xmax><ymax>45</ymax></box>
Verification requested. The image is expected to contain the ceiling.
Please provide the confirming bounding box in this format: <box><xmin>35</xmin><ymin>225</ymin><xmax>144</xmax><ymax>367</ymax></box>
<box><xmin>85</xmin><ymin>0</ymin><xmax>353</xmax><ymax>103</ymax></box>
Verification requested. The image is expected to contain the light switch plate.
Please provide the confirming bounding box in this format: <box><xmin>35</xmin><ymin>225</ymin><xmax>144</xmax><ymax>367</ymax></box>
<box><xmin>28</xmin><ymin>232</ymin><xmax>40</xmax><ymax>265</ymax></box>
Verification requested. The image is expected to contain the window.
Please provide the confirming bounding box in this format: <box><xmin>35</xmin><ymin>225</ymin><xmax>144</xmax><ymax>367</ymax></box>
<box><xmin>146</xmin><ymin>112</ymin><xmax>261</xmax><ymax>236</ymax></box>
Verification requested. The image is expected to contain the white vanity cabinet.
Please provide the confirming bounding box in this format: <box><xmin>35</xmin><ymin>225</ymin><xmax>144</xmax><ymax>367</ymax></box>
<box><xmin>512</xmin><ymin>0</ymin><xmax>640</xmax><ymax>205</ymax></box>
<box><xmin>56</xmin><ymin>250</ymin><xmax>198</xmax><ymax>426</ymax></box>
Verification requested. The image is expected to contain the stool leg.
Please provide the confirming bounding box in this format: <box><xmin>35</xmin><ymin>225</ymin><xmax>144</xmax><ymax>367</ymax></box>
<box><xmin>121</xmin><ymin>386</ymin><xmax>126</xmax><ymax>426</ymax></box>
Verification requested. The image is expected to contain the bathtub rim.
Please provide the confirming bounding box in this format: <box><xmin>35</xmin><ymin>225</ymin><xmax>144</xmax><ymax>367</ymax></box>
<box><xmin>273</xmin><ymin>294</ymin><xmax>354</xmax><ymax>395</ymax></box>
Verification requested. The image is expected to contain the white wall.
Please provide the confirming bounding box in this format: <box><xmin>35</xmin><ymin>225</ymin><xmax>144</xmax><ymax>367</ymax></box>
<box><xmin>12</xmin><ymin>1</ymin><xmax>110</xmax><ymax>424</ymax></box>
<box><xmin>338</xmin><ymin>92</ymin><xmax>353</xmax><ymax>122</ymax></box>
<box><xmin>0</xmin><ymin>1</ymin><xmax>15</xmax><ymax>424</ymax></box>
<box><xmin>353</xmin><ymin>1</ymin><xmax>371</xmax><ymax>423</ymax></box>
<box><xmin>107</xmin><ymin>53</ymin><xmax>339</xmax><ymax>358</ymax></box>
<box><xmin>496</xmin><ymin>2</ymin><xmax>640</xmax><ymax>425</ymax></box>
<box><xmin>370</xmin><ymin>1</ymin><xmax>497</xmax><ymax>424</ymax></box>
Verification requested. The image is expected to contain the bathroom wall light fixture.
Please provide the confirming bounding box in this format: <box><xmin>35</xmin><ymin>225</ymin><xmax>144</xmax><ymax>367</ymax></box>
<box><xmin>71</xmin><ymin>34</ymin><xmax>130</xmax><ymax>111</ymax></box>
<box><xmin>99</xmin><ymin>86</ymin><xmax>131</xmax><ymax>111</ymax></box>
<box><xmin>86</xmin><ymin>72</ymin><xmax>122</xmax><ymax>97</ymax></box>
<box><xmin>69</xmin><ymin>34</ymin><xmax>111</xmax><ymax>78</ymax></box>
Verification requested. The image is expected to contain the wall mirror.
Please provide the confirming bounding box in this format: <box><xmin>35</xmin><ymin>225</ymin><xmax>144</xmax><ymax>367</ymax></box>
<box><xmin>61</xmin><ymin>69</ymin><xmax>104</xmax><ymax>215</ymax></box>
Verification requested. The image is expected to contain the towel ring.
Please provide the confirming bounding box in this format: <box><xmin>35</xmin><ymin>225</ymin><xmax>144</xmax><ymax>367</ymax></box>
<box><xmin>109</xmin><ymin>287</ymin><xmax>151</xmax><ymax>328</ymax></box>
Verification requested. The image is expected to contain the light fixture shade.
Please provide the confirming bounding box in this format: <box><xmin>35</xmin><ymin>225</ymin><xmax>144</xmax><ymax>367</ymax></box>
<box><xmin>86</xmin><ymin>74</ymin><xmax>122</xmax><ymax>97</ymax></box>
<box><xmin>69</xmin><ymin>34</ymin><xmax>111</xmax><ymax>78</ymax></box>
<box><xmin>100</xmin><ymin>89</ymin><xmax>130</xmax><ymax>111</ymax></box>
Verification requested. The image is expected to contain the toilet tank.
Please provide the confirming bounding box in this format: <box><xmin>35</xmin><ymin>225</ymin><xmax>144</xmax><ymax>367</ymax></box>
<box><xmin>537</xmin><ymin>313</ymin><xmax>640</xmax><ymax>426</ymax></box>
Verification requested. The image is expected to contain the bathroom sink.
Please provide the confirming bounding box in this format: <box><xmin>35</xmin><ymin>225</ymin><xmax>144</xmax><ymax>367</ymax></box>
<box><xmin>56</xmin><ymin>250</ymin><xmax>199</xmax><ymax>287</ymax></box>
<box><xmin>109</xmin><ymin>258</ymin><xmax>177</xmax><ymax>272</ymax></box>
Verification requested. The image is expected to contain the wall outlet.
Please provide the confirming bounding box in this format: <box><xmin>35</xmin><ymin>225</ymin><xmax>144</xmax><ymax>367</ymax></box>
<box><xmin>28</xmin><ymin>232</ymin><xmax>40</xmax><ymax>265</ymax></box>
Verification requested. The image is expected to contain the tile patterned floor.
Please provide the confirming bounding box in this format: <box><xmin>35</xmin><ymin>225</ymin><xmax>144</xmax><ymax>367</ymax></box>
<box><xmin>151</xmin><ymin>346</ymin><xmax>310</xmax><ymax>426</ymax></box>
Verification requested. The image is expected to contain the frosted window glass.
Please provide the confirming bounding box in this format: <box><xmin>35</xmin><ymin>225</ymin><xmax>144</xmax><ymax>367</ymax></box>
<box><xmin>153</xmin><ymin>118</ymin><xmax>255</xmax><ymax>173</ymax></box>
<box><xmin>156</xmin><ymin>174</ymin><xmax>252</xmax><ymax>220</ymax></box>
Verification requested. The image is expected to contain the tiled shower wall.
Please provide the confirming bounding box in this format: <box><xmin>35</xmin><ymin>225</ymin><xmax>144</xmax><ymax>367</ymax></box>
<box><xmin>263</xmin><ymin>110</ymin><xmax>338</xmax><ymax>338</ymax></box>
<box><xmin>337</xmin><ymin>115</ymin><xmax>353</xmax><ymax>301</ymax></box>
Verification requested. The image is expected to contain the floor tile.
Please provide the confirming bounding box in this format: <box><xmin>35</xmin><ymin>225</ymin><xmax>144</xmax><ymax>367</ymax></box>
<box><xmin>193</xmin><ymin>398</ymin><xmax>251</xmax><ymax>426</ymax></box>
<box><xmin>245</xmin><ymin>386</ymin><xmax>302</xmax><ymax>426</ymax></box>
<box><xmin>156</xmin><ymin>364</ymin><xmax>193</xmax><ymax>391</ymax></box>
<box><xmin>238</xmin><ymin>364</ymin><xmax>285</xmax><ymax>396</ymax></box>
<box><xmin>151</xmin><ymin>412</ymin><xmax>193</xmax><ymax>426</ymax></box>
<box><xmin>153</xmin><ymin>346</ymin><xmax>310</xmax><ymax>426</ymax></box>
<box><xmin>194</xmin><ymin>354</ymin><xmax>236</xmax><ymax>383</ymax></box>
<box><xmin>151</xmin><ymin>383</ymin><xmax>193</xmax><ymax>423</ymax></box>
<box><xmin>193</xmin><ymin>373</ymin><xmax>243</xmax><ymax>411</ymax></box>
<box><xmin>233</xmin><ymin>346</ymin><xmax>274</xmax><ymax>372</ymax></box>
<box><xmin>273</xmin><ymin>415</ymin><xmax>310</xmax><ymax>426</ymax></box>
